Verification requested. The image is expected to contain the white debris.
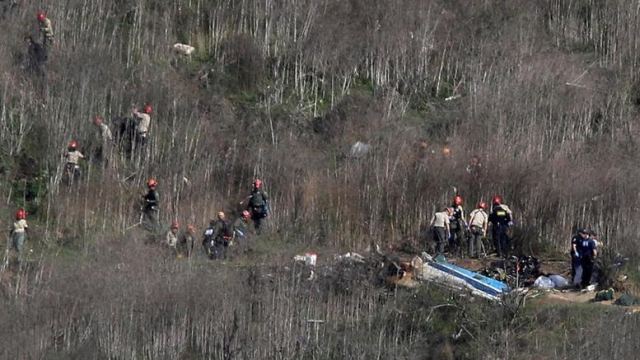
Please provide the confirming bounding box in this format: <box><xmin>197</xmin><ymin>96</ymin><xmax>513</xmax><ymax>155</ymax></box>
<box><xmin>349</xmin><ymin>141</ymin><xmax>370</xmax><ymax>158</ymax></box>
<box><xmin>293</xmin><ymin>252</ymin><xmax>317</xmax><ymax>267</ymax></box>
<box><xmin>334</xmin><ymin>252</ymin><xmax>365</xmax><ymax>263</ymax></box>
<box><xmin>173</xmin><ymin>43</ymin><xmax>195</xmax><ymax>56</ymax></box>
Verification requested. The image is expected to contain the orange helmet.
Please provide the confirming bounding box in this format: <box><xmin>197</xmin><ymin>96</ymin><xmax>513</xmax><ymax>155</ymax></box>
<box><xmin>68</xmin><ymin>140</ymin><xmax>78</xmax><ymax>150</ymax></box>
<box><xmin>253</xmin><ymin>179</ymin><xmax>262</xmax><ymax>189</ymax></box>
<box><xmin>143</xmin><ymin>104</ymin><xmax>153</xmax><ymax>114</ymax></box>
<box><xmin>170</xmin><ymin>220</ymin><xmax>179</xmax><ymax>229</ymax></box>
<box><xmin>477</xmin><ymin>201</ymin><xmax>487</xmax><ymax>210</ymax></box>
<box><xmin>147</xmin><ymin>178</ymin><xmax>157</xmax><ymax>188</ymax></box>
<box><xmin>37</xmin><ymin>12</ymin><xmax>46</xmax><ymax>22</ymax></box>
<box><xmin>15</xmin><ymin>208</ymin><xmax>26</xmax><ymax>220</ymax></box>
<box><xmin>242</xmin><ymin>210</ymin><xmax>251</xmax><ymax>219</ymax></box>
<box><xmin>453</xmin><ymin>195</ymin><xmax>463</xmax><ymax>206</ymax></box>
<box><xmin>492</xmin><ymin>195</ymin><xmax>502</xmax><ymax>206</ymax></box>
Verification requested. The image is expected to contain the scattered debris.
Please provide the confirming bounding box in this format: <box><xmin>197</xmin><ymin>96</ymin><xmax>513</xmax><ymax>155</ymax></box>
<box><xmin>335</xmin><ymin>252</ymin><xmax>365</xmax><ymax>263</ymax></box>
<box><xmin>349</xmin><ymin>141</ymin><xmax>370</xmax><ymax>158</ymax></box>
<box><xmin>172</xmin><ymin>43</ymin><xmax>195</xmax><ymax>56</ymax></box>
<box><xmin>614</xmin><ymin>293</ymin><xmax>640</xmax><ymax>306</ymax></box>
<box><xmin>384</xmin><ymin>257</ymin><xmax>420</xmax><ymax>288</ymax></box>
<box><xmin>549</xmin><ymin>275</ymin><xmax>569</xmax><ymax>289</ymax></box>
<box><xmin>533</xmin><ymin>276</ymin><xmax>555</xmax><ymax>289</ymax></box>
<box><xmin>418</xmin><ymin>253</ymin><xmax>510</xmax><ymax>301</ymax></box>
<box><xmin>594</xmin><ymin>288</ymin><xmax>615</xmax><ymax>302</ymax></box>
<box><xmin>534</xmin><ymin>275</ymin><xmax>570</xmax><ymax>289</ymax></box>
<box><xmin>293</xmin><ymin>252</ymin><xmax>317</xmax><ymax>280</ymax></box>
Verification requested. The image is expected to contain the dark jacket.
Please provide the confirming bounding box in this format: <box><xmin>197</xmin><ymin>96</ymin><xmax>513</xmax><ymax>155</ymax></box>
<box><xmin>144</xmin><ymin>189</ymin><xmax>159</xmax><ymax>211</ymax></box>
<box><xmin>488</xmin><ymin>205</ymin><xmax>511</xmax><ymax>227</ymax></box>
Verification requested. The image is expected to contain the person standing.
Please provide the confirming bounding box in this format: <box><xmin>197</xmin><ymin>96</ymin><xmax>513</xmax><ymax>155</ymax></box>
<box><xmin>9</xmin><ymin>208</ymin><xmax>28</xmax><ymax>264</ymax></box>
<box><xmin>178</xmin><ymin>224</ymin><xmax>197</xmax><ymax>258</ymax></box>
<box><xmin>242</xmin><ymin>179</ymin><xmax>269</xmax><ymax>234</ymax></box>
<box><xmin>36</xmin><ymin>11</ymin><xmax>54</xmax><ymax>48</ymax></box>
<box><xmin>430</xmin><ymin>207</ymin><xmax>452</xmax><ymax>255</ymax></box>
<box><xmin>64</xmin><ymin>140</ymin><xmax>84</xmax><ymax>183</ymax></box>
<box><xmin>449</xmin><ymin>195</ymin><xmax>467</xmax><ymax>257</ymax></box>
<box><xmin>165</xmin><ymin>220</ymin><xmax>179</xmax><ymax>255</ymax></box>
<box><xmin>232</xmin><ymin>210</ymin><xmax>253</xmax><ymax>254</ymax></box>
<box><xmin>203</xmin><ymin>212</ymin><xmax>232</xmax><ymax>260</ymax></box>
<box><xmin>467</xmin><ymin>201</ymin><xmax>488</xmax><ymax>258</ymax></box>
<box><xmin>577</xmin><ymin>229</ymin><xmax>597</xmax><ymax>289</ymax></box>
<box><xmin>132</xmin><ymin>104</ymin><xmax>152</xmax><ymax>149</ymax></box>
<box><xmin>142</xmin><ymin>178</ymin><xmax>159</xmax><ymax>232</ymax></box>
<box><xmin>488</xmin><ymin>195</ymin><xmax>513</xmax><ymax>258</ymax></box>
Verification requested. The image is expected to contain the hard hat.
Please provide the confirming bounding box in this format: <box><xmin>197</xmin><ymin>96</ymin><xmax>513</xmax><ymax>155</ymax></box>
<box><xmin>147</xmin><ymin>178</ymin><xmax>157</xmax><ymax>188</ymax></box>
<box><xmin>453</xmin><ymin>195</ymin><xmax>463</xmax><ymax>206</ymax></box>
<box><xmin>143</xmin><ymin>104</ymin><xmax>153</xmax><ymax>114</ymax></box>
<box><xmin>68</xmin><ymin>140</ymin><xmax>78</xmax><ymax>150</ymax></box>
<box><xmin>253</xmin><ymin>179</ymin><xmax>262</xmax><ymax>188</ymax></box>
<box><xmin>37</xmin><ymin>12</ymin><xmax>46</xmax><ymax>22</ymax></box>
<box><xmin>492</xmin><ymin>195</ymin><xmax>502</xmax><ymax>206</ymax></box>
<box><xmin>477</xmin><ymin>201</ymin><xmax>487</xmax><ymax>209</ymax></box>
<box><xmin>93</xmin><ymin>116</ymin><xmax>103</xmax><ymax>125</ymax></box>
<box><xmin>217</xmin><ymin>211</ymin><xmax>225</xmax><ymax>219</ymax></box>
<box><xmin>242</xmin><ymin>210</ymin><xmax>251</xmax><ymax>219</ymax></box>
<box><xmin>170</xmin><ymin>220</ymin><xmax>179</xmax><ymax>229</ymax></box>
<box><xmin>15</xmin><ymin>208</ymin><xmax>26</xmax><ymax>220</ymax></box>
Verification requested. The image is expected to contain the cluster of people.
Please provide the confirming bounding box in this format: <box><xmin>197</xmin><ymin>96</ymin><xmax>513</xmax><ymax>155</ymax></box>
<box><xmin>23</xmin><ymin>11</ymin><xmax>54</xmax><ymax>77</ymax></box>
<box><xmin>61</xmin><ymin>104</ymin><xmax>153</xmax><ymax>182</ymax></box>
<box><xmin>141</xmin><ymin>178</ymin><xmax>269</xmax><ymax>260</ymax></box>
<box><xmin>430</xmin><ymin>194</ymin><xmax>513</xmax><ymax>258</ymax></box>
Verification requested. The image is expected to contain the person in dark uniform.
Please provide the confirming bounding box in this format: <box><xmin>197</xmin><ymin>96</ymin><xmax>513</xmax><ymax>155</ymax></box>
<box><xmin>242</xmin><ymin>179</ymin><xmax>269</xmax><ymax>234</ymax></box>
<box><xmin>142</xmin><ymin>178</ymin><xmax>160</xmax><ymax>232</ymax></box>
<box><xmin>449</xmin><ymin>195</ymin><xmax>467</xmax><ymax>257</ymax></box>
<box><xmin>488</xmin><ymin>195</ymin><xmax>513</xmax><ymax>258</ymax></box>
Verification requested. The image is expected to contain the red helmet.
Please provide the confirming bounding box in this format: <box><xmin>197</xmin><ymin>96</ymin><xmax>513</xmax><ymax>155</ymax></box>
<box><xmin>37</xmin><ymin>12</ymin><xmax>46</xmax><ymax>22</ymax></box>
<box><xmin>170</xmin><ymin>220</ymin><xmax>179</xmax><ymax>229</ymax></box>
<box><xmin>68</xmin><ymin>140</ymin><xmax>78</xmax><ymax>150</ymax></box>
<box><xmin>147</xmin><ymin>178</ymin><xmax>158</xmax><ymax>188</ymax></box>
<box><xmin>15</xmin><ymin>208</ymin><xmax>26</xmax><ymax>220</ymax></box>
<box><xmin>453</xmin><ymin>195</ymin><xmax>463</xmax><ymax>206</ymax></box>
<box><xmin>477</xmin><ymin>201</ymin><xmax>487</xmax><ymax>209</ymax></box>
<box><xmin>492</xmin><ymin>195</ymin><xmax>502</xmax><ymax>206</ymax></box>
<box><xmin>242</xmin><ymin>210</ymin><xmax>251</xmax><ymax>219</ymax></box>
<box><xmin>143</xmin><ymin>104</ymin><xmax>153</xmax><ymax>114</ymax></box>
<box><xmin>253</xmin><ymin>179</ymin><xmax>262</xmax><ymax>189</ymax></box>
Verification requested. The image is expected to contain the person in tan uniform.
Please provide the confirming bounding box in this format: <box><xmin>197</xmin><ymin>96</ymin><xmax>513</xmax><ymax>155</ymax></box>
<box><xmin>430</xmin><ymin>207</ymin><xmax>452</xmax><ymax>255</ymax></box>
<box><xmin>467</xmin><ymin>201</ymin><xmax>489</xmax><ymax>258</ymax></box>
<box><xmin>37</xmin><ymin>11</ymin><xmax>54</xmax><ymax>48</ymax></box>
<box><xmin>9</xmin><ymin>208</ymin><xmax>28</xmax><ymax>263</ymax></box>
<box><xmin>64</xmin><ymin>140</ymin><xmax>84</xmax><ymax>182</ymax></box>
<box><xmin>132</xmin><ymin>104</ymin><xmax>152</xmax><ymax>148</ymax></box>
<box><xmin>178</xmin><ymin>224</ymin><xmax>197</xmax><ymax>258</ymax></box>
<box><xmin>165</xmin><ymin>221</ymin><xmax>179</xmax><ymax>256</ymax></box>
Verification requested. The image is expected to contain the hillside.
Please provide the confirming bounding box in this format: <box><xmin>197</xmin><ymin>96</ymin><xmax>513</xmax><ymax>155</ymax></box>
<box><xmin>2</xmin><ymin>0</ymin><xmax>640</xmax><ymax>358</ymax></box>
